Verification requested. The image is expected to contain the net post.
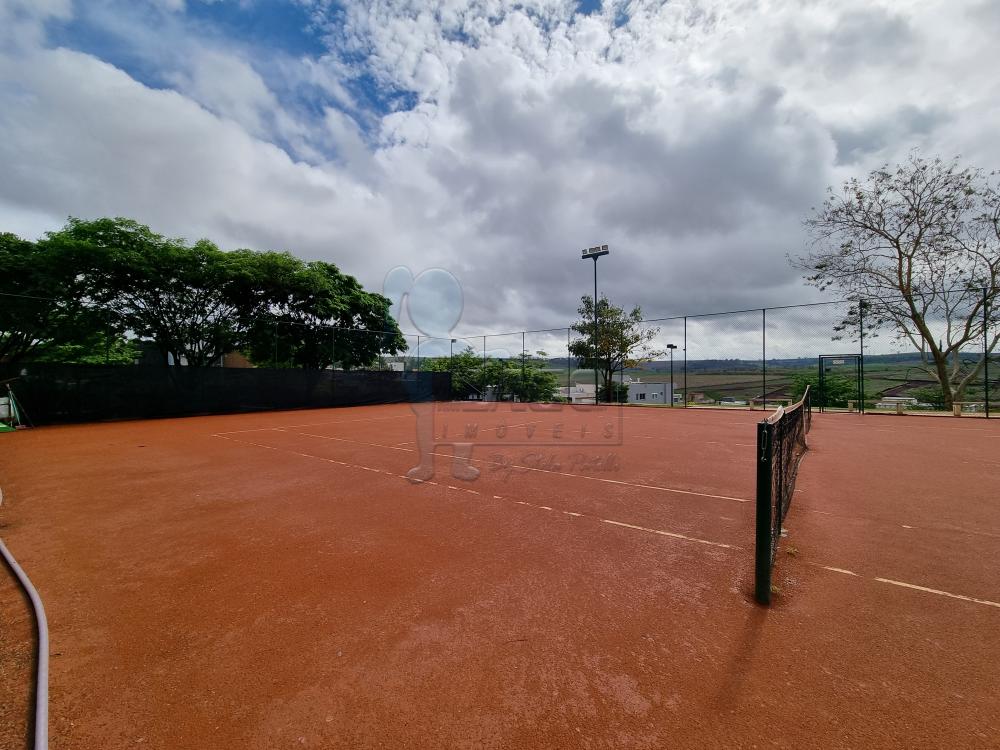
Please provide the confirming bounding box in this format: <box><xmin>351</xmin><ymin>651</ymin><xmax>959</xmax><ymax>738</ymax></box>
<box><xmin>754</xmin><ymin>419</ymin><xmax>774</xmax><ymax>605</ymax></box>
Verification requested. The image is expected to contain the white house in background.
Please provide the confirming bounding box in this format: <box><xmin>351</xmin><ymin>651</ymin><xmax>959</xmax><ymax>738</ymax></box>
<box><xmin>558</xmin><ymin>383</ymin><xmax>597</xmax><ymax>404</ymax></box>
<box><xmin>627</xmin><ymin>379</ymin><xmax>675</xmax><ymax>405</ymax></box>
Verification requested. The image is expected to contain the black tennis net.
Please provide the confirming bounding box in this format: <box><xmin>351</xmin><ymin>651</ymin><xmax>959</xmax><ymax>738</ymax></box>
<box><xmin>754</xmin><ymin>386</ymin><xmax>812</xmax><ymax>604</ymax></box>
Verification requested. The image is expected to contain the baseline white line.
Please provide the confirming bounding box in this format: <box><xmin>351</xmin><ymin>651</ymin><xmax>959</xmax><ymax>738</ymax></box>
<box><xmin>283</xmin><ymin>429</ymin><xmax>751</xmax><ymax>503</ymax></box>
<box><xmin>874</xmin><ymin>578</ymin><xmax>1000</xmax><ymax>609</ymax></box>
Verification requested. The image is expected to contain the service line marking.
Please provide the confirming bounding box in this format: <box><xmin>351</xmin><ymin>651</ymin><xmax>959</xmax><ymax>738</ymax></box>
<box><xmin>808</xmin><ymin>562</ymin><xmax>1000</xmax><ymax>611</ymax></box>
<box><xmin>214</xmin><ymin>434</ymin><xmax>735</xmax><ymax>553</ymax></box>
<box><xmin>601</xmin><ymin>520</ymin><xmax>734</xmax><ymax>549</ymax></box>
<box><xmin>819</xmin><ymin>565</ymin><xmax>859</xmax><ymax>576</ymax></box>
<box><xmin>281</xmin><ymin>429</ymin><xmax>752</xmax><ymax>504</ymax></box>
<box><xmin>874</xmin><ymin>578</ymin><xmax>1000</xmax><ymax>609</ymax></box>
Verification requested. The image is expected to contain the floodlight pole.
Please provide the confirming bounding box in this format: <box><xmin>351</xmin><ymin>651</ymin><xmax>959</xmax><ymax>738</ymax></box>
<box><xmin>581</xmin><ymin>244</ymin><xmax>610</xmax><ymax>405</ymax></box>
<box><xmin>593</xmin><ymin>259</ymin><xmax>598</xmax><ymax>404</ymax></box>
<box><xmin>666</xmin><ymin>344</ymin><xmax>677</xmax><ymax>406</ymax></box>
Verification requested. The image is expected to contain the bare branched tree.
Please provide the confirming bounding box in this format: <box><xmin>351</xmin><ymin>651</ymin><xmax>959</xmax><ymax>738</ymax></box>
<box><xmin>793</xmin><ymin>154</ymin><xmax>1000</xmax><ymax>407</ymax></box>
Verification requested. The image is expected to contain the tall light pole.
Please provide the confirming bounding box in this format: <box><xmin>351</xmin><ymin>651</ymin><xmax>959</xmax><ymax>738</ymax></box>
<box><xmin>666</xmin><ymin>343</ymin><xmax>677</xmax><ymax>406</ymax></box>
<box><xmin>581</xmin><ymin>244</ymin><xmax>609</xmax><ymax>405</ymax></box>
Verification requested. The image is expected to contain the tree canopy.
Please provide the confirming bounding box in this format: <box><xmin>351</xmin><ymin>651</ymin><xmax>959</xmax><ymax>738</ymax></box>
<box><xmin>794</xmin><ymin>154</ymin><xmax>1000</xmax><ymax>407</ymax></box>
<box><xmin>0</xmin><ymin>231</ymin><xmax>108</xmax><ymax>363</ymax></box>
<box><xmin>1</xmin><ymin>217</ymin><xmax>403</xmax><ymax>368</ymax></box>
<box><xmin>569</xmin><ymin>295</ymin><xmax>662</xmax><ymax>402</ymax></box>
<box><xmin>423</xmin><ymin>347</ymin><xmax>559</xmax><ymax>402</ymax></box>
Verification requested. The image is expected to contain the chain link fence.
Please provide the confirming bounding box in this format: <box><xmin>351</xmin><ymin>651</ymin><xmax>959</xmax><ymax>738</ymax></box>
<box><xmin>3</xmin><ymin>290</ymin><xmax>995</xmax><ymax>419</ymax></box>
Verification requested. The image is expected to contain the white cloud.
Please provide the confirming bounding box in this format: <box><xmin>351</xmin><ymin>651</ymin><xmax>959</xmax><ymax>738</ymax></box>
<box><xmin>165</xmin><ymin>49</ymin><xmax>278</xmax><ymax>137</ymax></box>
<box><xmin>1</xmin><ymin>0</ymin><xmax>998</xmax><ymax>340</ymax></box>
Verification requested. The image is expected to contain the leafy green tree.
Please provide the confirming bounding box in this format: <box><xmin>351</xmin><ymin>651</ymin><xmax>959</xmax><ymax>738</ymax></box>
<box><xmin>794</xmin><ymin>154</ymin><xmax>1000</xmax><ymax>408</ymax></box>
<box><xmin>910</xmin><ymin>385</ymin><xmax>946</xmax><ymax>407</ymax></box>
<box><xmin>0</xmin><ymin>232</ymin><xmax>106</xmax><ymax>364</ymax></box>
<box><xmin>485</xmin><ymin>351</ymin><xmax>559</xmax><ymax>402</ymax></box>
<box><xmin>424</xmin><ymin>348</ymin><xmax>483</xmax><ymax>398</ymax></box>
<box><xmin>245</xmin><ymin>260</ymin><xmax>404</xmax><ymax>370</ymax></box>
<box><xmin>423</xmin><ymin>348</ymin><xmax>558</xmax><ymax>401</ymax></box>
<box><xmin>41</xmin><ymin>219</ymin><xmax>263</xmax><ymax>366</ymax></box>
<box><xmin>569</xmin><ymin>296</ymin><xmax>663</xmax><ymax>402</ymax></box>
<box><xmin>36</xmin><ymin>217</ymin><xmax>404</xmax><ymax>369</ymax></box>
<box><xmin>34</xmin><ymin>333</ymin><xmax>140</xmax><ymax>365</ymax></box>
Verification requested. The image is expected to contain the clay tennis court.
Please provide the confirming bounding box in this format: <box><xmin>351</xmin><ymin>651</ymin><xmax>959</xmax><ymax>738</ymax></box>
<box><xmin>2</xmin><ymin>403</ymin><xmax>999</xmax><ymax>749</ymax></box>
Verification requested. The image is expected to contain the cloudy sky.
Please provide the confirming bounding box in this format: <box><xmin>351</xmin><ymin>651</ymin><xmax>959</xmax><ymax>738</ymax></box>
<box><xmin>1</xmin><ymin>0</ymin><xmax>998</xmax><ymax>341</ymax></box>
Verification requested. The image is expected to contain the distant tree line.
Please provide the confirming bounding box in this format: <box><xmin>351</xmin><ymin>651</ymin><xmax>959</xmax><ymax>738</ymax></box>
<box><xmin>0</xmin><ymin>217</ymin><xmax>404</xmax><ymax>368</ymax></box>
<box><xmin>423</xmin><ymin>347</ymin><xmax>559</xmax><ymax>401</ymax></box>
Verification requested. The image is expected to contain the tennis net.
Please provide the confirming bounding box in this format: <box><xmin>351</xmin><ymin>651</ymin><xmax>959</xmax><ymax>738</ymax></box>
<box><xmin>754</xmin><ymin>385</ymin><xmax>812</xmax><ymax>604</ymax></box>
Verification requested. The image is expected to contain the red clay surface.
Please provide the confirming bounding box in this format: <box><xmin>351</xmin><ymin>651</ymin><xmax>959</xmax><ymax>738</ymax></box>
<box><xmin>1</xmin><ymin>403</ymin><xmax>998</xmax><ymax>749</ymax></box>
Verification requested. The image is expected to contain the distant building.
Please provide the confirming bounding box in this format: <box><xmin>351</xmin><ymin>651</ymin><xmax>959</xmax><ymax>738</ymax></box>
<box><xmin>627</xmin><ymin>379</ymin><xmax>675</xmax><ymax>405</ymax></box>
<box><xmin>557</xmin><ymin>383</ymin><xmax>597</xmax><ymax>404</ymax></box>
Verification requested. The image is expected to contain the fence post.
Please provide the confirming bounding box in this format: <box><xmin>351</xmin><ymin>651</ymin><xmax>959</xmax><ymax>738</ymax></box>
<box><xmin>104</xmin><ymin>311</ymin><xmax>111</xmax><ymax>364</ymax></box>
<box><xmin>858</xmin><ymin>299</ymin><xmax>866</xmax><ymax>414</ymax></box>
<box><xmin>331</xmin><ymin>327</ymin><xmax>336</xmax><ymax>369</ymax></box>
<box><xmin>522</xmin><ymin>331</ymin><xmax>526</xmax><ymax>397</ymax></box>
<box><xmin>273</xmin><ymin>321</ymin><xmax>278</xmax><ymax>367</ymax></box>
<box><xmin>985</xmin><ymin>287</ymin><xmax>990</xmax><ymax>419</ymax></box>
<box><xmin>762</xmin><ymin>308</ymin><xmax>767</xmax><ymax>410</ymax></box>
<box><xmin>567</xmin><ymin>328</ymin><xmax>571</xmax><ymax>402</ymax></box>
<box><xmin>683</xmin><ymin>316</ymin><xmax>688</xmax><ymax>407</ymax></box>
<box><xmin>416</xmin><ymin>334</ymin><xmax>420</xmax><ymax>372</ymax></box>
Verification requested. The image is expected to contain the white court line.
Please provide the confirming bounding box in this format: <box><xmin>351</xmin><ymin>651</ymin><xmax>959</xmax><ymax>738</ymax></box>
<box><xmin>797</xmin><ymin>505</ymin><xmax>1000</xmax><ymax>541</ymax></box>
<box><xmin>283</xmin><ymin>429</ymin><xmax>751</xmax><ymax>504</ymax></box>
<box><xmin>601</xmin><ymin>520</ymin><xmax>734</xmax><ymax>549</ymax></box>
<box><xmin>216</xmin><ymin>434</ymin><xmax>735</xmax><ymax>554</ymax></box>
<box><xmin>874</xmin><ymin>578</ymin><xmax>1000</xmax><ymax>609</ymax></box>
<box><xmin>809</xmin><ymin>563</ymin><xmax>1000</xmax><ymax>610</ymax></box>
<box><xmin>815</xmin><ymin>565</ymin><xmax>859</xmax><ymax>576</ymax></box>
